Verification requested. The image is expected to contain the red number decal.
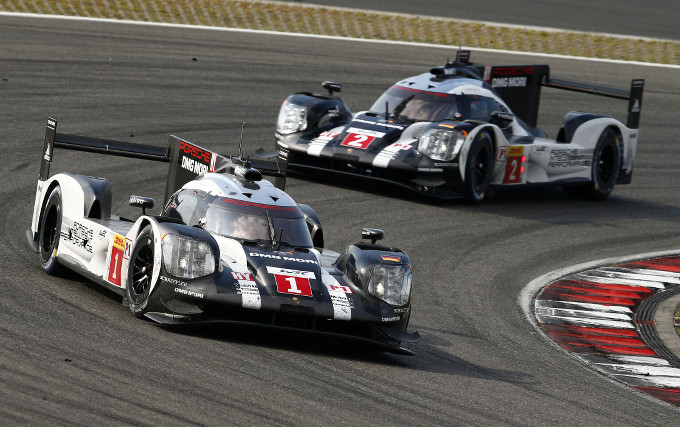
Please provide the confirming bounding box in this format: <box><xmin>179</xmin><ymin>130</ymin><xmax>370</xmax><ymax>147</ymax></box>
<box><xmin>503</xmin><ymin>157</ymin><xmax>522</xmax><ymax>184</ymax></box>
<box><xmin>274</xmin><ymin>274</ymin><xmax>312</xmax><ymax>297</ymax></box>
<box><xmin>107</xmin><ymin>235</ymin><xmax>126</xmax><ymax>287</ymax></box>
<box><xmin>341</xmin><ymin>133</ymin><xmax>375</xmax><ymax>149</ymax></box>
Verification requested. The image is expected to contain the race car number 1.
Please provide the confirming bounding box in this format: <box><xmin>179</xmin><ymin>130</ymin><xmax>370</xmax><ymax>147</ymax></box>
<box><xmin>341</xmin><ymin>133</ymin><xmax>375</xmax><ymax>149</ymax></box>
<box><xmin>274</xmin><ymin>274</ymin><xmax>312</xmax><ymax>297</ymax></box>
<box><xmin>107</xmin><ymin>234</ymin><xmax>127</xmax><ymax>286</ymax></box>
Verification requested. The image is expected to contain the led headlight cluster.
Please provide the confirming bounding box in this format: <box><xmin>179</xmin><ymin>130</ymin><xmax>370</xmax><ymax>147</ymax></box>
<box><xmin>368</xmin><ymin>264</ymin><xmax>412</xmax><ymax>306</ymax></box>
<box><xmin>277</xmin><ymin>102</ymin><xmax>307</xmax><ymax>134</ymax></box>
<box><xmin>161</xmin><ymin>234</ymin><xmax>215</xmax><ymax>279</ymax></box>
<box><xmin>417</xmin><ymin>128</ymin><xmax>465</xmax><ymax>161</ymax></box>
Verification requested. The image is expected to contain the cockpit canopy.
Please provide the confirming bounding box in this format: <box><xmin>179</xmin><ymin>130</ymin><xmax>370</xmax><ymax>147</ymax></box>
<box><xmin>369</xmin><ymin>85</ymin><xmax>508</xmax><ymax>123</ymax></box>
<box><xmin>204</xmin><ymin>205</ymin><xmax>313</xmax><ymax>248</ymax></box>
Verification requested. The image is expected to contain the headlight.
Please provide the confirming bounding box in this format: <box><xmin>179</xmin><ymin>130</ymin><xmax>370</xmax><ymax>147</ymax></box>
<box><xmin>277</xmin><ymin>102</ymin><xmax>307</xmax><ymax>134</ymax></box>
<box><xmin>161</xmin><ymin>234</ymin><xmax>215</xmax><ymax>279</ymax></box>
<box><xmin>417</xmin><ymin>128</ymin><xmax>465</xmax><ymax>161</ymax></box>
<box><xmin>368</xmin><ymin>264</ymin><xmax>412</xmax><ymax>306</ymax></box>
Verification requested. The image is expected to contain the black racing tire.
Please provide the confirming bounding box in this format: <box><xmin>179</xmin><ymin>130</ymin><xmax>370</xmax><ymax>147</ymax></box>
<box><xmin>564</xmin><ymin>127</ymin><xmax>621</xmax><ymax>200</ymax></box>
<box><xmin>463</xmin><ymin>130</ymin><xmax>494</xmax><ymax>203</ymax></box>
<box><xmin>126</xmin><ymin>225</ymin><xmax>156</xmax><ymax>319</ymax></box>
<box><xmin>39</xmin><ymin>186</ymin><xmax>63</xmax><ymax>275</ymax></box>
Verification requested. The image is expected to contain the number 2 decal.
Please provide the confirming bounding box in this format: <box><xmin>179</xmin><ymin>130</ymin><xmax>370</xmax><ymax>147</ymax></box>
<box><xmin>503</xmin><ymin>146</ymin><xmax>524</xmax><ymax>184</ymax></box>
<box><xmin>341</xmin><ymin>133</ymin><xmax>375</xmax><ymax>149</ymax></box>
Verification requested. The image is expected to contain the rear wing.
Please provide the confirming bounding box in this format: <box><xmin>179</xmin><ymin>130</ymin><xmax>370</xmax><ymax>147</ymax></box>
<box><xmin>452</xmin><ymin>51</ymin><xmax>644</xmax><ymax>129</ymax></box>
<box><xmin>39</xmin><ymin>118</ymin><xmax>286</xmax><ymax>202</ymax></box>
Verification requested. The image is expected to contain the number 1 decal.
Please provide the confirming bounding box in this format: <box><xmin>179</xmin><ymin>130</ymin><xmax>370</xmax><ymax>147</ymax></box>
<box><xmin>107</xmin><ymin>234</ymin><xmax>126</xmax><ymax>286</ymax></box>
<box><xmin>274</xmin><ymin>274</ymin><xmax>312</xmax><ymax>297</ymax></box>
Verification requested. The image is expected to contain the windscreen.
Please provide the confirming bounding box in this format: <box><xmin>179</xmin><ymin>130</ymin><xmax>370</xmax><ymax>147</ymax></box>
<box><xmin>369</xmin><ymin>85</ymin><xmax>502</xmax><ymax>123</ymax></box>
<box><xmin>205</xmin><ymin>206</ymin><xmax>313</xmax><ymax>248</ymax></box>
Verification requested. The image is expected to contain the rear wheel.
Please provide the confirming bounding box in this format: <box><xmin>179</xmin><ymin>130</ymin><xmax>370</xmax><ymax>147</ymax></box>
<box><xmin>564</xmin><ymin>128</ymin><xmax>621</xmax><ymax>200</ymax></box>
<box><xmin>39</xmin><ymin>186</ymin><xmax>63</xmax><ymax>275</ymax></box>
<box><xmin>463</xmin><ymin>130</ymin><xmax>494</xmax><ymax>203</ymax></box>
<box><xmin>126</xmin><ymin>226</ymin><xmax>156</xmax><ymax>318</ymax></box>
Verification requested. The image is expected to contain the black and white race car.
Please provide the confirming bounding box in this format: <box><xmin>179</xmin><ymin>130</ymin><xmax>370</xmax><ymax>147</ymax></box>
<box><xmin>27</xmin><ymin>118</ymin><xmax>418</xmax><ymax>355</ymax></box>
<box><xmin>273</xmin><ymin>51</ymin><xmax>644</xmax><ymax>202</ymax></box>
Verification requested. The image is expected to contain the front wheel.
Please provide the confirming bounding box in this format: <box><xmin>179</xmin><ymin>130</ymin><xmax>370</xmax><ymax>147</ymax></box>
<box><xmin>39</xmin><ymin>186</ymin><xmax>63</xmax><ymax>275</ymax></box>
<box><xmin>463</xmin><ymin>130</ymin><xmax>494</xmax><ymax>203</ymax></box>
<box><xmin>126</xmin><ymin>225</ymin><xmax>157</xmax><ymax>318</ymax></box>
<box><xmin>564</xmin><ymin>127</ymin><xmax>621</xmax><ymax>200</ymax></box>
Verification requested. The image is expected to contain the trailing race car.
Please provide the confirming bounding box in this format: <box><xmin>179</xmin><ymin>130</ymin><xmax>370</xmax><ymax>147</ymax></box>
<box><xmin>27</xmin><ymin>118</ymin><xmax>418</xmax><ymax>355</ymax></box>
<box><xmin>272</xmin><ymin>51</ymin><xmax>644</xmax><ymax>202</ymax></box>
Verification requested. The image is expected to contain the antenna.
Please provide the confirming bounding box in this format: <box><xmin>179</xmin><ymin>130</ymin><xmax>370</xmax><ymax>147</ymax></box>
<box><xmin>238</xmin><ymin>121</ymin><xmax>246</xmax><ymax>159</ymax></box>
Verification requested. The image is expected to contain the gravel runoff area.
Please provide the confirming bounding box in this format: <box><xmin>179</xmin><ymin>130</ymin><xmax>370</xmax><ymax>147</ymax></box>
<box><xmin>2</xmin><ymin>0</ymin><xmax>679</xmax><ymax>65</ymax></box>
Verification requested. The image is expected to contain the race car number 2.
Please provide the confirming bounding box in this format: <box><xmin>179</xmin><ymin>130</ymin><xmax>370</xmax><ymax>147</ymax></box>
<box><xmin>341</xmin><ymin>132</ymin><xmax>375</xmax><ymax>149</ymax></box>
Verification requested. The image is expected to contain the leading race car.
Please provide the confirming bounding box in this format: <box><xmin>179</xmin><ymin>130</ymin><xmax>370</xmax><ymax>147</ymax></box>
<box><xmin>272</xmin><ymin>51</ymin><xmax>644</xmax><ymax>202</ymax></box>
<box><xmin>27</xmin><ymin>118</ymin><xmax>419</xmax><ymax>355</ymax></box>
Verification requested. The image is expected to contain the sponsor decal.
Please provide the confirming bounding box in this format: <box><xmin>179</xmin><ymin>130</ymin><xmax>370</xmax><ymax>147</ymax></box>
<box><xmin>231</xmin><ymin>271</ymin><xmax>254</xmax><ymax>281</ymax></box>
<box><xmin>325</xmin><ymin>283</ymin><xmax>353</xmax><ymax>294</ymax></box>
<box><xmin>178</xmin><ymin>141</ymin><xmax>216</xmax><ymax>174</ymax></box>
<box><xmin>250</xmin><ymin>252</ymin><xmax>318</xmax><ymax>264</ymax></box>
<box><xmin>491</xmin><ymin>77</ymin><xmax>528</xmax><ymax>88</ymax></box>
<box><xmin>489</xmin><ymin>66</ymin><xmax>534</xmax><ymax>78</ymax></box>
<box><xmin>381</xmin><ymin>255</ymin><xmax>401</xmax><ymax>263</ymax></box>
<box><xmin>496</xmin><ymin>146</ymin><xmax>508</xmax><ymax>161</ymax></box>
<box><xmin>393</xmin><ymin>307</ymin><xmax>409</xmax><ymax>314</ymax></box>
<box><xmin>175</xmin><ymin>287</ymin><xmax>204</xmax><ymax>298</ymax></box>
<box><xmin>129</xmin><ymin>196</ymin><xmax>149</xmax><ymax>206</ymax></box>
<box><xmin>312</xmin><ymin>130</ymin><xmax>341</xmax><ymax>143</ymax></box>
<box><xmin>267</xmin><ymin>266</ymin><xmax>314</xmax><ymax>297</ymax></box>
<box><xmin>62</xmin><ymin>221</ymin><xmax>93</xmax><ymax>253</ymax></box>
<box><xmin>548</xmin><ymin>149</ymin><xmax>591</xmax><ymax>168</ymax></box>
<box><xmin>382</xmin><ymin>316</ymin><xmax>400</xmax><ymax>322</ymax></box>
<box><xmin>433</xmin><ymin>162</ymin><xmax>458</xmax><ymax>167</ymax></box>
<box><xmin>417</xmin><ymin>167</ymin><xmax>444</xmax><ymax>173</ymax></box>
<box><xmin>222</xmin><ymin>197</ymin><xmax>298</xmax><ymax>212</ymax></box>
<box><xmin>160</xmin><ymin>275</ymin><xmax>187</xmax><ymax>287</ymax></box>
<box><xmin>179</xmin><ymin>141</ymin><xmax>212</xmax><ymax>163</ymax></box>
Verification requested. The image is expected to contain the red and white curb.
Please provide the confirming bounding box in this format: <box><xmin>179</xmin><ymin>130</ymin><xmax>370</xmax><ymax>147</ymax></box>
<box><xmin>522</xmin><ymin>254</ymin><xmax>680</xmax><ymax>408</ymax></box>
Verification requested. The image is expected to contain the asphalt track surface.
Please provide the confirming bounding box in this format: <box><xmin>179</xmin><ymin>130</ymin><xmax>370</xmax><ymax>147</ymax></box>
<box><xmin>2</xmin><ymin>15</ymin><xmax>680</xmax><ymax>425</ymax></box>
<box><xmin>290</xmin><ymin>0</ymin><xmax>680</xmax><ymax>40</ymax></box>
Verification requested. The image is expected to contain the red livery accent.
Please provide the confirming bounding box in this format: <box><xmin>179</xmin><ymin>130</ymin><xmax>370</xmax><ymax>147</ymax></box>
<box><xmin>179</xmin><ymin>141</ymin><xmax>212</xmax><ymax>163</ymax></box>
<box><xmin>274</xmin><ymin>274</ymin><xmax>312</xmax><ymax>297</ymax></box>
<box><xmin>222</xmin><ymin>197</ymin><xmax>298</xmax><ymax>212</ymax></box>
<box><xmin>341</xmin><ymin>133</ymin><xmax>375</xmax><ymax>149</ymax></box>
<box><xmin>489</xmin><ymin>66</ymin><xmax>535</xmax><ymax>78</ymax></box>
<box><xmin>633</xmin><ymin>387</ymin><xmax>680</xmax><ymax>406</ymax></box>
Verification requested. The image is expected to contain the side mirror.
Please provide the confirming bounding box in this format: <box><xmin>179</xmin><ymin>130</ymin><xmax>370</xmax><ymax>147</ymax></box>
<box><xmin>361</xmin><ymin>228</ymin><xmax>384</xmax><ymax>244</ymax></box>
<box><xmin>129</xmin><ymin>195</ymin><xmax>154</xmax><ymax>215</ymax></box>
<box><xmin>490</xmin><ymin>111</ymin><xmax>514</xmax><ymax>129</ymax></box>
<box><xmin>322</xmin><ymin>81</ymin><xmax>342</xmax><ymax>96</ymax></box>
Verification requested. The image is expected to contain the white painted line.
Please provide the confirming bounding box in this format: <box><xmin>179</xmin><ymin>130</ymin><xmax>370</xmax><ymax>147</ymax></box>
<box><xmin>600</xmin><ymin>267</ymin><xmax>680</xmax><ymax>280</ymax></box>
<box><xmin>536</xmin><ymin>300</ymin><xmax>633</xmax><ymax>314</ymax></box>
<box><xmin>571</xmin><ymin>273</ymin><xmax>665</xmax><ymax>289</ymax></box>
<box><xmin>607</xmin><ymin>355</ymin><xmax>670</xmax><ymax>366</ymax></box>
<box><xmin>593</xmin><ymin>363</ymin><xmax>680</xmax><ymax>378</ymax></box>
<box><xmin>582</xmin><ymin>269</ymin><xmax>680</xmax><ymax>285</ymax></box>
<box><xmin>609</xmin><ymin>374</ymin><xmax>680</xmax><ymax>388</ymax></box>
<box><xmin>535</xmin><ymin>305</ymin><xmax>633</xmax><ymax>322</ymax></box>
<box><xmin>535</xmin><ymin>313</ymin><xmax>634</xmax><ymax>329</ymax></box>
<box><xmin>1</xmin><ymin>12</ymin><xmax>679</xmax><ymax>69</ymax></box>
